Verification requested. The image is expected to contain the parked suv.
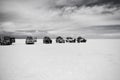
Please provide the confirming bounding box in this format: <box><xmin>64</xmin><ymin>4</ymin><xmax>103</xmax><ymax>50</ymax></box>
<box><xmin>0</xmin><ymin>36</ymin><xmax>12</xmax><ymax>45</ymax></box>
<box><xmin>56</xmin><ymin>36</ymin><xmax>65</xmax><ymax>43</ymax></box>
<box><xmin>26</xmin><ymin>36</ymin><xmax>35</xmax><ymax>44</ymax></box>
<box><xmin>11</xmin><ymin>37</ymin><xmax>15</xmax><ymax>43</ymax></box>
<box><xmin>77</xmin><ymin>36</ymin><xmax>87</xmax><ymax>43</ymax></box>
<box><xmin>66</xmin><ymin>37</ymin><xmax>76</xmax><ymax>43</ymax></box>
<box><xmin>43</xmin><ymin>36</ymin><xmax>52</xmax><ymax>44</ymax></box>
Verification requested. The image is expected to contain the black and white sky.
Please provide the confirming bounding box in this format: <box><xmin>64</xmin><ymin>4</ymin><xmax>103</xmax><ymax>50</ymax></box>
<box><xmin>0</xmin><ymin>0</ymin><xmax>120</xmax><ymax>38</ymax></box>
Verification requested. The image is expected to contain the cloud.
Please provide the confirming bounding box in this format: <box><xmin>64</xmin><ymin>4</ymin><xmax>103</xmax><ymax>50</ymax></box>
<box><xmin>71</xmin><ymin>25</ymin><xmax>120</xmax><ymax>38</ymax></box>
<box><xmin>0</xmin><ymin>0</ymin><xmax>120</xmax><ymax>38</ymax></box>
<box><xmin>45</xmin><ymin>0</ymin><xmax>120</xmax><ymax>10</ymax></box>
<box><xmin>0</xmin><ymin>22</ymin><xmax>16</xmax><ymax>32</ymax></box>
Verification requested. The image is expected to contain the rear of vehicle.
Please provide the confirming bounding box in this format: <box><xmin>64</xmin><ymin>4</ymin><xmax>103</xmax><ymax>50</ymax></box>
<box><xmin>77</xmin><ymin>37</ymin><xmax>87</xmax><ymax>43</ymax></box>
<box><xmin>26</xmin><ymin>37</ymin><xmax>35</xmax><ymax>44</ymax></box>
<box><xmin>66</xmin><ymin>37</ymin><xmax>76</xmax><ymax>43</ymax></box>
<box><xmin>56</xmin><ymin>37</ymin><xmax>65</xmax><ymax>43</ymax></box>
<box><xmin>0</xmin><ymin>36</ymin><xmax>12</xmax><ymax>45</ymax></box>
<box><xmin>43</xmin><ymin>37</ymin><xmax>52</xmax><ymax>44</ymax></box>
<box><xmin>80</xmin><ymin>38</ymin><xmax>87</xmax><ymax>43</ymax></box>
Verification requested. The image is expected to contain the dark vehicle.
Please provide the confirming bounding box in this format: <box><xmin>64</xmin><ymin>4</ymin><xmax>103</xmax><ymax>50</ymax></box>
<box><xmin>0</xmin><ymin>36</ymin><xmax>12</xmax><ymax>45</ymax></box>
<box><xmin>26</xmin><ymin>36</ymin><xmax>35</xmax><ymax>44</ymax></box>
<box><xmin>66</xmin><ymin>37</ymin><xmax>76</xmax><ymax>43</ymax></box>
<box><xmin>34</xmin><ymin>37</ymin><xmax>37</xmax><ymax>42</ymax></box>
<box><xmin>11</xmin><ymin>37</ymin><xmax>15</xmax><ymax>43</ymax></box>
<box><xmin>77</xmin><ymin>36</ymin><xmax>87</xmax><ymax>43</ymax></box>
<box><xmin>56</xmin><ymin>36</ymin><xmax>65</xmax><ymax>43</ymax></box>
<box><xmin>43</xmin><ymin>36</ymin><xmax>52</xmax><ymax>44</ymax></box>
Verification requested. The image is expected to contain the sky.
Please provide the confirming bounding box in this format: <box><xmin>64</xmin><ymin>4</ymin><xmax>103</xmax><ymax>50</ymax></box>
<box><xmin>0</xmin><ymin>0</ymin><xmax>120</xmax><ymax>38</ymax></box>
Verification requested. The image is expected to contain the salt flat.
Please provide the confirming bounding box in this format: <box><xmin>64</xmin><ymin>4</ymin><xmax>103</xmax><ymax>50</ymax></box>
<box><xmin>0</xmin><ymin>39</ymin><xmax>120</xmax><ymax>80</ymax></box>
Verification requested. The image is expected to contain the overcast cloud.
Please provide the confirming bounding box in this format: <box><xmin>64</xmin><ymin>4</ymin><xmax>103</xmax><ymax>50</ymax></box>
<box><xmin>0</xmin><ymin>0</ymin><xmax>120</xmax><ymax>38</ymax></box>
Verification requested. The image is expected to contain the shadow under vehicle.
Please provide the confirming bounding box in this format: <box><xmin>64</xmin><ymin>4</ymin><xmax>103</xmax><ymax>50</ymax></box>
<box><xmin>43</xmin><ymin>36</ymin><xmax>52</xmax><ymax>44</ymax></box>
<box><xmin>66</xmin><ymin>37</ymin><xmax>76</xmax><ymax>43</ymax></box>
<box><xmin>56</xmin><ymin>36</ymin><xmax>65</xmax><ymax>43</ymax></box>
<box><xmin>77</xmin><ymin>36</ymin><xmax>87</xmax><ymax>43</ymax></box>
<box><xmin>0</xmin><ymin>36</ymin><xmax>13</xmax><ymax>45</ymax></box>
<box><xmin>25</xmin><ymin>36</ymin><xmax>35</xmax><ymax>44</ymax></box>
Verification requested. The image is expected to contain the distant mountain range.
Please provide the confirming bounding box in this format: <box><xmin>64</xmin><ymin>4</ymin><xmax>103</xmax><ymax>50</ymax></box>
<box><xmin>0</xmin><ymin>30</ymin><xmax>57</xmax><ymax>39</ymax></box>
<box><xmin>0</xmin><ymin>25</ymin><xmax>120</xmax><ymax>39</ymax></box>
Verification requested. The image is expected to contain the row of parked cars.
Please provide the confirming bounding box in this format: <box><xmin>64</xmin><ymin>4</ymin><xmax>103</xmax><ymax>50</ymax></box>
<box><xmin>25</xmin><ymin>36</ymin><xmax>87</xmax><ymax>44</ymax></box>
<box><xmin>0</xmin><ymin>36</ymin><xmax>87</xmax><ymax>45</ymax></box>
<box><xmin>0</xmin><ymin>36</ymin><xmax>15</xmax><ymax>45</ymax></box>
<box><xmin>56</xmin><ymin>36</ymin><xmax>87</xmax><ymax>43</ymax></box>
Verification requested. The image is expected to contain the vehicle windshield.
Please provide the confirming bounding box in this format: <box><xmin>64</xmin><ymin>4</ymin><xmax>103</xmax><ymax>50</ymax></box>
<box><xmin>67</xmin><ymin>37</ymin><xmax>73</xmax><ymax>39</ymax></box>
<box><xmin>4</xmin><ymin>37</ymin><xmax>10</xmax><ymax>40</ymax></box>
<box><xmin>27</xmin><ymin>37</ymin><xmax>33</xmax><ymax>39</ymax></box>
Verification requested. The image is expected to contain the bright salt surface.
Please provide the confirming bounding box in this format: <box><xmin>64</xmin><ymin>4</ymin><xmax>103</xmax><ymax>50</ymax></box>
<box><xmin>0</xmin><ymin>39</ymin><xmax>120</xmax><ymax>80</ymax></box>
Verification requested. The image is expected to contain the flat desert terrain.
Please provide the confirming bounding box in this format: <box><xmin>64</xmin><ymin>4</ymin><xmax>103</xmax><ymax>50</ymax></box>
<box><xmin>0</xmin><ymin>39</ymin><xmax>120</xmax><ymax>80</ymax></box>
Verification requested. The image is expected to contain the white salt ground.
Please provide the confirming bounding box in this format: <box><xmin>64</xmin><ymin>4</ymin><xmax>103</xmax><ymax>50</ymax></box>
<box><xmin>0</xmin><ymin>39</ymin><xmax>120</xmax><ymax>80</ymax></box>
